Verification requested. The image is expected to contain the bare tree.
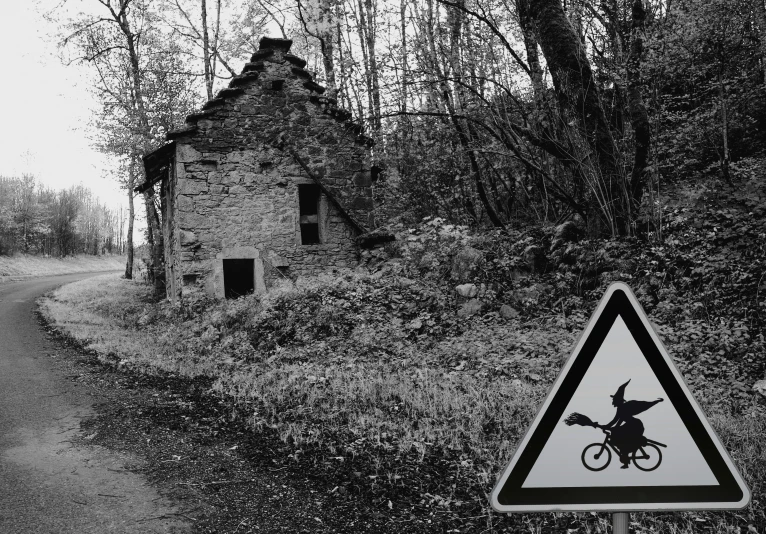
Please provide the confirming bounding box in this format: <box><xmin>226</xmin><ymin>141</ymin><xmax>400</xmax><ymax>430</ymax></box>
<box><xmin>297</xmin><ymin>0</ymin><xmax>339</xmax><ymax>95</ymax></box>
<box><xmin>58</xmin><ymin>0</ymin><xmax>198</xmax><ymax>294</ymax></box>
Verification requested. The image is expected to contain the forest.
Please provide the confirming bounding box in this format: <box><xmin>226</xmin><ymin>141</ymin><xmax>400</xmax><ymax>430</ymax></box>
<box><xmin>30</xmin><ymin>0</ymin><xmax>766</xmax><ymax>531</ymax></box>
<box><xmin>52</xmin><ymin>0</ymin><xmax>766</xmax><ymax>259</ymax></box>
<box><xmin>0</xmin><ymin>175</ymin><xmax>125</xmax><ymax>256</ymax></box>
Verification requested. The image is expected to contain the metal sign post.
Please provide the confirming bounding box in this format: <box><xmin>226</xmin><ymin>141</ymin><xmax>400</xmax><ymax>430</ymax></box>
<box><xmin>612</xmin><ymin>512</ymin><xmax>629</xmax><ymax>534</ymax></box>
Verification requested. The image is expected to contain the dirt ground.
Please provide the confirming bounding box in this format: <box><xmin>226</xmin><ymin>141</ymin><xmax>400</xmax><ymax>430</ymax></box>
<box><xmin>38</xmin><ymin>314</ymin><xmax>489</xmax><ymax>533</ymax></box>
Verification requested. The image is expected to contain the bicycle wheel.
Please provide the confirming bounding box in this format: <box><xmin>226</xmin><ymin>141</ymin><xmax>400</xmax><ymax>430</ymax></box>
<box><xmin>581</xmin><ymin>443</ymin><xmax>611</xmax><ymax>471</ymax></box>
<box><xmin>632</xmin><ymin>443</ymin><xmax>662</xmax><ymax>471</ymax></box>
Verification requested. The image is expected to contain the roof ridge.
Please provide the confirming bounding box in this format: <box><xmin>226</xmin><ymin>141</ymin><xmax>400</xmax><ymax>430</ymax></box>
<box><xmin>170</xmin><ymin>36</ymin><xmax>372</xmax><ymax>147</ymax></box>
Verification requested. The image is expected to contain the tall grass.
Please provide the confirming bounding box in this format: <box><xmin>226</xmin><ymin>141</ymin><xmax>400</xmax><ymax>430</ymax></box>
<box><xmin>40</xmin><ymin>273</ymin><xmax>766</xmax><ymax>532</ymax></box>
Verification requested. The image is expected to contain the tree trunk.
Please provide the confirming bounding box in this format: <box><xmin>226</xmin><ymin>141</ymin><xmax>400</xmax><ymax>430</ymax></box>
<box><xmin>400</xmin><ymin>0</ymin><xmax>408</xmax><ymax>113</ymax></box>
<box><xmin>366</xmin><ymin>0</ymin><xmax>381</xmax><ymax>130</ymax></box>
<box><xmin>143</xmin><ymin>198</ymin><xmax>155</xmax><ymax>285</ymax></box>
<box><xmin>443</xmin><ymin>91</ymin><xmax>505</xmax><ymax>228</ymax></box>
<box><xmin>718</xmin><ymin>71</ymin><xmax>732</xmax><ymax>184</ymax></box>
<box><xmin>297</xmin><ymin>0</ymin><xmax>338</xmax><ymax>97</ymax></box>
<box><xmin>530</xmin><ymin>0</ymin><xmax>627</xmax><ymax>235</ymax></box>
<box><xmin>201</xmin><ymin>0</ymin><xmax>213</xmax><ymax>100</ymax></box>
<box><xmin>447</xmin><ymin>0</ymin><xmax>465</xmax><ymax>114</ymax></box>
<box><xmin>320</xmin><ymin>28</ymin><xmax>337</xmax><ymax>97</ymax></box>
<box><xmin>116</xmin><ymin>1</ymin><xmax>165</xmax><ymax>295</ymax></box>
<box><xmin>626</xmin><ymin>0</ymin><xmax>651</xmax><ymax>213</ymax></box>
<box><xmin>143</xmin><ymin>192</ymin><xmax>164</xmax><ymax>297</ymax></box>
<box><xmin>357</xmin><ymin>0</ymin><xmax>381</xmax><ymax>130</ymax></box>
<box><xmin>124</xmin><ymin>163</ymin><xmax>135</xmax><ymax>279</ymax></box>
<box><xmin>565</xmin><ymin>0</ymin><xmax>586</xmax><ymax>45</ymax></box>
<box><xmin>318</xmin><ymin>0</ymin><xmax>337</xmax><ymax>97</ymax></box>
<box><xmin>756</xmin><ymin>0</ymin><xmax>766</xmax><ymax>85</ymax></box>
<box><xmin>517</xmin><ymin>0</ymin><xmax>545</xmax><ymax>108</ymax></box>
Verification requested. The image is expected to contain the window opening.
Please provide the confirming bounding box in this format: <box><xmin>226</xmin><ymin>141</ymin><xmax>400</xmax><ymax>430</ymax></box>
<box><xmin>223</xmin><ymin>259</ymin><xmax>254</xmax><ymax>298</ymax></box>
<box><xmin>299</xmin><ymin>184</ymin><xmax>321</xmax><ymax>245</ymax></box>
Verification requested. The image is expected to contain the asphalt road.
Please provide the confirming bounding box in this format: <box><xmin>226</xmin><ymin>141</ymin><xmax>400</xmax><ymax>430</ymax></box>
<box><xmin>0</xmin><ymin>273</ymin><xmax>188</xmax><ymax>533</ymax></box>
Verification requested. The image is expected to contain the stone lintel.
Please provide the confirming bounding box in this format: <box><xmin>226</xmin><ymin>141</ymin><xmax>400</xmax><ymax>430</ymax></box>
<box><xmin>250</xmin><ymin>48</ymin><xmax>274</xmax><ymax>62</ymax></box>
<box><xmin>230</xmin><ymin>73</ymin><xmax>260</xmax><ymax>88</ymax></box>
<box><xmin>284</xmin><ymin>54</ymin><xmax>307</xmax><ymax>69</ymax></box>
<box><xmin>216</xmin><ymin>87</ymin><xmax>245</xmax><ymax>99</ymax></box>
<box><xmin>242</xmin><ymin>62</ymin><xmax>266</xmax><ymax>73</ymax></box>
<box><xmin>303</xmin><ymin>81</ymin><xmax>325</xmax><ymax>94</ymax></box>
<box><xmin>167</xmin><ymin>125</ymin><xmax>198</xmax><ymax>141</ymax></box>
<box><xmin>259</xmin><ymin>37</ymin><xmax>293</xmax><ymax>52</ymax></box>
<box><xmin>185</xmin><ymin>110</ymin><xmax>216</xmax><ymax>124</ymax></box>
<box><xmin>202</xmin><ymin>98</ymin><xmax>226</xmax><ymax>110</ymax></box>
<box><xmin>291</xmin><ymin>67</ymin><xmax>313</xmax><ymax>80</ymax></box>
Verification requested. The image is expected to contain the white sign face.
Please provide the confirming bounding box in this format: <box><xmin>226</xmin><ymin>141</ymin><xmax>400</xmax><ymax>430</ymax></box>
<box><xmin>491</xmin><ymin>283</ymin><xmax>751</xmax><ymax>512</ymax></box>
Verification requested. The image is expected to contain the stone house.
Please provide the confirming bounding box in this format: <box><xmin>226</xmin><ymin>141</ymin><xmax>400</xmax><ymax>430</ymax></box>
<box><xmin>138</xmin><ymin>37</ymin><xmax>375</xmax><ymax>302</ymax></box>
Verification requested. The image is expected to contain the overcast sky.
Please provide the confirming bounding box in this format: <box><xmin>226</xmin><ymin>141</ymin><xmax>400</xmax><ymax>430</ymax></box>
<box><xmin>0</xmin><ymin>1</ymin><xmax>125</xmax><ymax>208</ymax></box>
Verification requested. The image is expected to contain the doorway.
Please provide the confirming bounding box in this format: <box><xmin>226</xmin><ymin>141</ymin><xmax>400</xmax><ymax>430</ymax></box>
<box><xmin>223</xmin><ymin>259</ymin><xmax>255</xmax><ymax>298</ymax></box>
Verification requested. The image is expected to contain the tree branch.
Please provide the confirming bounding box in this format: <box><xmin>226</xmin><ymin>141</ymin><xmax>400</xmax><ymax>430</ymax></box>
<box><xmin>436</xmin><ymin>0</ymin><xmax>531</xmax><ymax>77</ymax></box>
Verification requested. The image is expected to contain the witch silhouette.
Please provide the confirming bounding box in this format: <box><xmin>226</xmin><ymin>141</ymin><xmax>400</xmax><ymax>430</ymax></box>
<box><xmin>564</xmin><ymin>379</ymin><xmax>664</xmax><ymax>469</ymax></box>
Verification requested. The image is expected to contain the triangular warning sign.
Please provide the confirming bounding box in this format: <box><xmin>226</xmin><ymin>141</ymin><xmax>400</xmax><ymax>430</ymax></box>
<box><xmin>491</xmin><ymin>282</ymin><xmax>750</xmax><ymax>512</ymax></box>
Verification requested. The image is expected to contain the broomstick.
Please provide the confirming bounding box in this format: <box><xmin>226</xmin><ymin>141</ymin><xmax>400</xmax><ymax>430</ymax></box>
<box><xmin>564</xmin><ymin>412</ymin><xmax>599</xmax><ymax>428</ymax></box>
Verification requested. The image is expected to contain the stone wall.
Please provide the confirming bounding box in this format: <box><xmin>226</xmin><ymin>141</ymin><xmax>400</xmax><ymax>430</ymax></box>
<box><xmin>163</xmin><ymin>37</ymin><xmax>374</xmax><ymax>298</ymax></box>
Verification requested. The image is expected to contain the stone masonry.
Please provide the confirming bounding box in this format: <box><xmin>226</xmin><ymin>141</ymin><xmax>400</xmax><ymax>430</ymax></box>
<box><xmin>140</xmin><ymin>37</ymin><xmax>375</xmax><ymax>302</ymax></box>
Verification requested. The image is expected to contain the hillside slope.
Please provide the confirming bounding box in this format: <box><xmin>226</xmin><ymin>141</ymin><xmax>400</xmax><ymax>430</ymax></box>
<box><xmin>40</xmin><ymin>172</ymin><xmax>766</xmax><ymax>533</ymax></box>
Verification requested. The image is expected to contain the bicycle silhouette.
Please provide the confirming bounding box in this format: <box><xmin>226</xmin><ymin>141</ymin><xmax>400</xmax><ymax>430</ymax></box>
<box><xmin>581</xmin><ymin>427</ymin><xmax>667</xmax><ymax>472</ymax></box>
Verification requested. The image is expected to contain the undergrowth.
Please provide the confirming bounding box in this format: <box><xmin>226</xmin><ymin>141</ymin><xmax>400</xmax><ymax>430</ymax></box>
<box><xmin>39</xmin><ymin>173</ymin><xmax>766</xmax><ymax>533</ymax></box>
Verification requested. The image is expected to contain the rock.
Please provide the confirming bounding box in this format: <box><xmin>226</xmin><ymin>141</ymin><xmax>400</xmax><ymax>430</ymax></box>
<box><xmin>357</xmin><ymin>229</ymin><xmax>396</xmax><ymax>249</ymax></box>
<box><xmin>379</xmin><ymin>260</ymin><xmax>404</xmax><ymax>277</ymax></box>
<box><xmin>176</xmin><ymin>144</ymin><xmax>201</xmax><ymax>163</ymax></box>
<box><xmin>456</xmin><ymin>283</ymin><xmax>478</xmax><ymax>298</ymax></box>
<box><xmin>754</xmin><ymin>380</ymin><xmax>766</xmax><ymax>397</ymax></box>
<box><xmin>451</xmin><ymin>246</ymin><xmax>483</xmax><ymax>281</ymax></box>
<box><xmin>179</xmin><ymin>179</ymin><xmax>208</xmax><ymax>195</ymax></box>
<box><xmin>554</xmin><ymin>220</ymin><xmax>582</xmax><ymax>243</ymax></box>
<box><xmin>511</xmin><ymin>283</ymin><xmax>552</xmax><ymax>304</ymax></box>
<box><xmin>499</xmin><ymin>304</ymin><xmax>519</xmax><ymax>319</ymax></box>
<box><xmin>523</xmin><ymin>245</ymin><xmax>546</xmax><ymax>273</ymax></box>
<box><xmin>418</xmin><ymin>252</ymin><xmax>438</xmax><ymax>270</ymax></box>
<box><xmin>508</xmin><ymin>269</ymin><xmax>528</xmax><ymax>282</ymax></box>
<box><xmin>180</xmin><ymin>230</ymin><xmax>198</xmax><ymax>245</ymax></box>
<box><xmin>457</xmin><ymin>298</ymin><xmax>484</xmax><ymax>317</ymax></box>
<box><xmin>406</xmin><ymin>318</ymin><xmax>423</xmax><ymax>330</ymax></box>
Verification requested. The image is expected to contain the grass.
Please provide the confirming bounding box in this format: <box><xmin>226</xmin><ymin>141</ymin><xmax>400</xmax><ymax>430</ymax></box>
<box><xmin>39</xmin><ymin>272</ymin><xmax>766</xmax><ymax>533</ymax></box>
<box><xmin>39</xmin><ymin>273</ymin><xmax>544</xmax><ymax>465</ymax></box>
<box><xmin>0</xmin><ymin>254</ymin><xmax>126</xmax><ymax>282</ymax></box>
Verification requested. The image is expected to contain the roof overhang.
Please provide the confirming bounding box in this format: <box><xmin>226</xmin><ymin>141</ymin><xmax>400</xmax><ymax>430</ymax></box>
<box><xmin>136</xmin><ymin>142</ymin><xmax>175</xmax><ymax>193</ymax></box>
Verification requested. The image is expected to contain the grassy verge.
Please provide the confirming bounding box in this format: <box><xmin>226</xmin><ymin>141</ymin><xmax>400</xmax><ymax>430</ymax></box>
<box><xmin>40</xmin><ymin>272</ymin><xmax>766</xmax><ymax>533</ymax></box>
<box><xmin>0</xmin><ymin>254</ymin><xmax>126</xmax><ymax>282</ymax></box>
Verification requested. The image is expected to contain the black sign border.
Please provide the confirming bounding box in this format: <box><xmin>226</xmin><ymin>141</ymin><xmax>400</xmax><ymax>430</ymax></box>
<box><xmin>496</xmin><ymin>288</ymin><xmax>744</xmax><ymax>506</ymax></box>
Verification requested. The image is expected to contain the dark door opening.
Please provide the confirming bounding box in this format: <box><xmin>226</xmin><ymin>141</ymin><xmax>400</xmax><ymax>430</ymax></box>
<box><xmin>223</xmin><ymin>259</ymin><xmax>254</xmax><ymax>298</ymax></box>
<box><xmin>299</xmin><ymin>184</ymin><xmax>321</xmax><ymax>244</ymax></box>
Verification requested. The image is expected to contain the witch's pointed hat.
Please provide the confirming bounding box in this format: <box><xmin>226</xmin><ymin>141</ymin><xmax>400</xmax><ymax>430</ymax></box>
<box><xmin>610</xmin><ymin>379</ymin><xmax>631</xmax><ymax>402</ymax></box>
